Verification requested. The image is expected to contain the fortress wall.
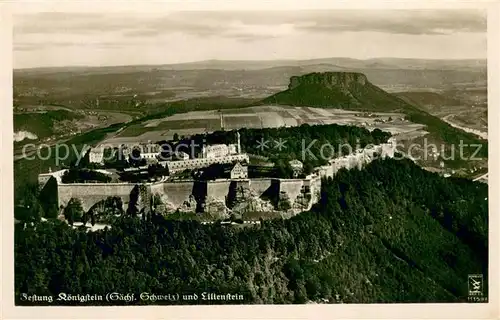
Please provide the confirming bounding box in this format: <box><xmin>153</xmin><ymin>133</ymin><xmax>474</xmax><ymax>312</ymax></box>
<box><xmin>279</xmin><ymin>180</ymin><xmax>304</xmax><ymax>205</ymax></box>
<box><xmin>310</xmin><ymin>176</ymin><xmax>322</xmax><ymax>204</ymax></box>
<box><xmin>318</xmin><ymin>165</ymin><xmax>335</xmax><ymax>179</ymax></box>
<box><xmin>52</xmin><ymin>142</ymin><xmax>396</xmax><ymax>216</ymax></box>
<box><xmin>58</xmin><ymin>183</ymin><xmax>136</xmax><ymax>212</ymax></box>
<box><xmin>159</xmin><ymin>181</ymin><xmax>196</xmax><ymax>208</ymax></box>
<box><xmin>149</xmin><ymin>182</ymin><xmax>165</xmax><ymax>197</ymax></box>
<box><xmin>381</xmin><ymin>143</ymin><xmax>396</xmax><ymax>158</ymax></box>
<box><xmin>351</xmin><ymin>153</ymin><xmax>364</xmax><ymax>170</ymax></box>
<box><xmin>206</xmin><ymin>180</ymin><xmax>232</xmax><ymax>201</ymax></box>
<box><xmin>248</xmin><ymin>178</ymin><xmax>273</xmax><ymax>197</ymax></box>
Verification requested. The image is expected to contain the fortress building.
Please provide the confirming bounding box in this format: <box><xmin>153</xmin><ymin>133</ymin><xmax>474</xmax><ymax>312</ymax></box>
<box><xmin>89</xmin><ymin>149</ymin><xmax>104</xmax><ymax>164</ymax></box>
<box><xmin>37</xmin><ymin>140</ymin><xmax>397</xmax><ymax>218</ymax></box>
<box><xmin>289</xmin><ymin>159</ymin><xmax>304</xmax><ymax>177</ymax></box>
<box><xmin>200</xmin><ymin>131</ymin><xmax>241</xmax><ymax>159</ymax></box>
<box><xmin>165</xmin><ymin>154</ymin><xmax>249</xmax><ymax>174</ymax></box>
<box><xmin>230</xmin><ymin>162</ymin><xmax>248</xmax><ymax>179</ymax></box>
<box><xmin>201</xmin><ymin>144</ymin><xmax>232</xmax><ymax>159</ymax></box>
<box><xmin>160</xmin><ymin>151</ymin><xmax>189</xmax><ymax>161</ymax></box>
<box><xmin>140</xmin><ymin>152</ymin><xmax>159</xmax><ymax>160</ymax></box>
<box><xmin>168</xmin><ymin>132</ymin><xmax>247</xmax><ymax>174</ymax></box>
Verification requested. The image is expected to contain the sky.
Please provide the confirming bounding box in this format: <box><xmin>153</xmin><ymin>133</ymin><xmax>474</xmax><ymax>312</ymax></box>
<box><xmin>13</xmin><ymin>9</ymin><xmax>487</xmax><ymax>69</ymax></box>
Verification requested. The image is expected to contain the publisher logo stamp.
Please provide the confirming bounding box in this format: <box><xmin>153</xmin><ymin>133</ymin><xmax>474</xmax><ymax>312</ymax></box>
<box><xmin>468</xmin><ymin>274</ymin><xmax>483</xmax><ymax>296</ymax></box>
<box><xmin>467</xmin><ymin>274</ymin><xmax>487</xmax><ymax>302</ymax></box>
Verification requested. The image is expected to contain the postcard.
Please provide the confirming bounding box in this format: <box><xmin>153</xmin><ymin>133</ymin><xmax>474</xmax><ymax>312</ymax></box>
<box><xmin>1</xmin><ymin>0</ymin><xmax>498</xmax><ymax>319</ymax></box>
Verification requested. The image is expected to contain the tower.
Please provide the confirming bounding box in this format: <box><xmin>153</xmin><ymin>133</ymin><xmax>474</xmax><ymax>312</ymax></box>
<box><xmin>201</xmin><ymin>145</ymin><xmax>207</xmax><ymax>158</ymax></box>
<box><xmin>236</xmin><ymin>131</ymin><xmax>241</xmax><ymax>154</ymax></box>
<box><xmin>219</xmin><ymin>110</ymin><xmax>224</xmax><ymax>131</ymax></box>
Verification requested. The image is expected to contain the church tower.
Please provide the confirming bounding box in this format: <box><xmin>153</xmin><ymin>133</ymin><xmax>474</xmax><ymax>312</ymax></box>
<box><xmin>219</xmin><ymin>110</ymin><xmax>224</xmax><ymax>131</ymax></box>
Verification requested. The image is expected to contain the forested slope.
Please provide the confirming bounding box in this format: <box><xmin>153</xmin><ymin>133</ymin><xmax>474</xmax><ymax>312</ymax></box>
<box><xmin>262</xmin><ymin>72</ymin><xmax>488</xmax><ymax>164</ymax></box>
<box><xmin>15</xmin><ymin>158</ymin><xmax>488</xmax><ymax>305</ymax></box>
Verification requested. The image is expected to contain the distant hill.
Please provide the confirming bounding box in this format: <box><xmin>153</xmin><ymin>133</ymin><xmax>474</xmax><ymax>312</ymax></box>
<box><xmin>15</xmin><ymin>57</ymin><xmax>486</xmax><ymax>72</ymax></box>
<box><xmin>261</xmin><ymin>72</ymin><xmax>488</xmax><ymax>166</ymax></box>
<box><xmin>14</xmin><ymin>62</ymin><xmax>486</xmax><ymax>106</ymax></box>
<box><xmin>262</xmin><ymin>72</ymin><xmax>421</xmax><ymax>112</ymax></box>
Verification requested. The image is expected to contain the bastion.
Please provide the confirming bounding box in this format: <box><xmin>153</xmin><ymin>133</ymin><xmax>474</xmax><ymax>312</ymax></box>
<box><xmin>38</xmin><ymin>141</ymin><xmax>396</xmax><ymax>217</ymax></box>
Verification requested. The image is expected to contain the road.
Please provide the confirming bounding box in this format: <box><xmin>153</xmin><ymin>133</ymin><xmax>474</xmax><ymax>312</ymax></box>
<box><xmin>473</xmin><ymin>173</ymin><xmax>488</xmax><ymax>182</ymax></box>
<box><xmin>441</xmin><ymin>114</ymin><xmax>488</xmax><ymax>140</ymax></box>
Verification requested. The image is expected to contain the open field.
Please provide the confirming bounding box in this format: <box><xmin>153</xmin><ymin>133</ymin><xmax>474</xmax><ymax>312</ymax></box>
<box><xmin>101</xmin><ymin>105</ymin><xmax>424</xmax><ymax>145</ymax></box>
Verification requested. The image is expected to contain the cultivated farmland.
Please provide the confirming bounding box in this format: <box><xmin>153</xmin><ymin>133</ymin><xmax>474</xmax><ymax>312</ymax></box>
<box><xmin>101</xmin><ymin>105</ymin><xmax>425</xmax><ymax>145</ymax></box>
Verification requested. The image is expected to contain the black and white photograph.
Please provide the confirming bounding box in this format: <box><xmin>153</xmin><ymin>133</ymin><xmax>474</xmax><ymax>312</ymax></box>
<box><xmin>2</xmin><ymin>0</ymin><xmax>498</xmax><ymax>318</ymax></box>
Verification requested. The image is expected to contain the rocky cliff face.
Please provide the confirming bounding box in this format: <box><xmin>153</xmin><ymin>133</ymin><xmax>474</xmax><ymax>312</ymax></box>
<box><xmin>288</xmin><ymin>72</ymin><xmax>368</xmax><ymax>90</ymax></box>
<box><xmin>127</xmin><ymin>184</ymin><xmax>151</xmax><ymax>215</ymax></box>
<box><xmin>263</xmin><ymin>71</ymin><xmax>409</xmax><ymax>112</ymax></box>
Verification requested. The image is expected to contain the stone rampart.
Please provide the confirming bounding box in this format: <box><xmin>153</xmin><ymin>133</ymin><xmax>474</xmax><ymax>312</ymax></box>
<box><xmin>47</xmin><ymin>141</ymin><xmax>396</xmax><ymax>217</ymax></box>
<box><xmin>248</xmin><ymin>178</ymin><xmax>273</xmax><ymax>197</ymax></box>
<box><xmin>279</xmin><ymin>179</ymin><xmax>306</xmax><ymax>206</ymax></box>
<box><xmin>57</xmin><ymin>182</ymin><xmax>136</xmax><ymax>212</ymax></box>
<box><xmin>154</xmin><ymin>181</ymin><xmax>196</xmax><ymax>209</ymax></box>
<box><xmin>206</xmin><ymin>179</ymin><xmax>232</xmax><ymax>202</ymax></box>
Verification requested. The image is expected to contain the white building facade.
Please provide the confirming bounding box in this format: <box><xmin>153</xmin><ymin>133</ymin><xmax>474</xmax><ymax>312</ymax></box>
<box><xmin>230</xmin><ymin>162</ymin><xmax>248</xmax><ymax>179</ymax></box>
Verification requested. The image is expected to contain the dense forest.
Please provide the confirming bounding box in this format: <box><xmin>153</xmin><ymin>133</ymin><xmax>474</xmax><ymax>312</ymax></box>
<box><xmin>15</xmin><ymin>158</ymin><xmax>488</xmax><ymax>305</ymax></box>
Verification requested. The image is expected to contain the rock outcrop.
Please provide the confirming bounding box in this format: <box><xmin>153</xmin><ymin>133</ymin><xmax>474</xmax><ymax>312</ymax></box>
<box><xmin>127</xmin><ymin>184</ymin><xmax>151</xmax><ymax>215</ymax></box>
<box><xmin>178</xmin><ymin>195</ymin><xmax>198</xmax><ymax>213</ymax></box>
<box><xmin>263</xmin><ymin>71</ymin><xmax>412</xmax><ymax>112</ymax></box>
<box><xmin>293</xmin><ymin>185</ymin><xmax>312</xmax><ymax>210</ymax></box>
<box><xmin>204</xmin><ymin>197</ymin><xmax>230</xmax><ymax>219</ymax></box>
<box><xmin>87</xmin><ymin>196</ymin><xmax>124</xmax><ymax>222</ymax></box>
<box><xmin>288</xmin><ymin>72</ymin><xmax>368</xmax><ymax>90</ymax></box>
<box><xmin>231</xmin><ymin>197</ymin><xmax>275</xmax><ymax>215</ymax></box>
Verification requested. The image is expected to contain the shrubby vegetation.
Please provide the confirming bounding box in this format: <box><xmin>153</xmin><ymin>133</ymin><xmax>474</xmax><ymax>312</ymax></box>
<box><xmin>15</xmin><ymin>158</ymin><xmax>487</xmax><ymax>305</ymax></box>
<box><xmin>118</xmin><ymin>164</ymin><xmax>169</xmax><ymax>183</ymax></box>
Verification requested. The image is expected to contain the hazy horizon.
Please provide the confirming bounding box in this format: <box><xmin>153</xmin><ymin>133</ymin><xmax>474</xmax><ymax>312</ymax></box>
<box><xmin>14</xmin><ymin>9</ymin><xmax>487</xmax><ymax>69</ymax></box>
<box><xmin>13</xmin><ymin>56</ymin><xmax>488</xmax><ymax>71</ymax></box>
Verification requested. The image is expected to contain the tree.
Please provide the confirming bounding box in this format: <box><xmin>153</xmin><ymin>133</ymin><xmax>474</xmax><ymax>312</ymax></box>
<box><xmin>64</xmin><ymin>198</ymin><xmax>84</xmax><ymax>226</ymax></box>
<box><xmin>303</xmin><ymin>162</ymin><xmax>315</xmax><ymax>176</ymax></box>
<box><xmin>130</xmin><ymin>147</ymin><xmax>143</xmax><ymax>167</ymax></box>
<box><xmin>15</xmin><ymin>184</ymin><xmax>45</xmax><ymax>222</ymax></box>
<box><xmin>275</xmin><ymin>160</ymin><xmax>294</xmax><ymax>179</ymax></box>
